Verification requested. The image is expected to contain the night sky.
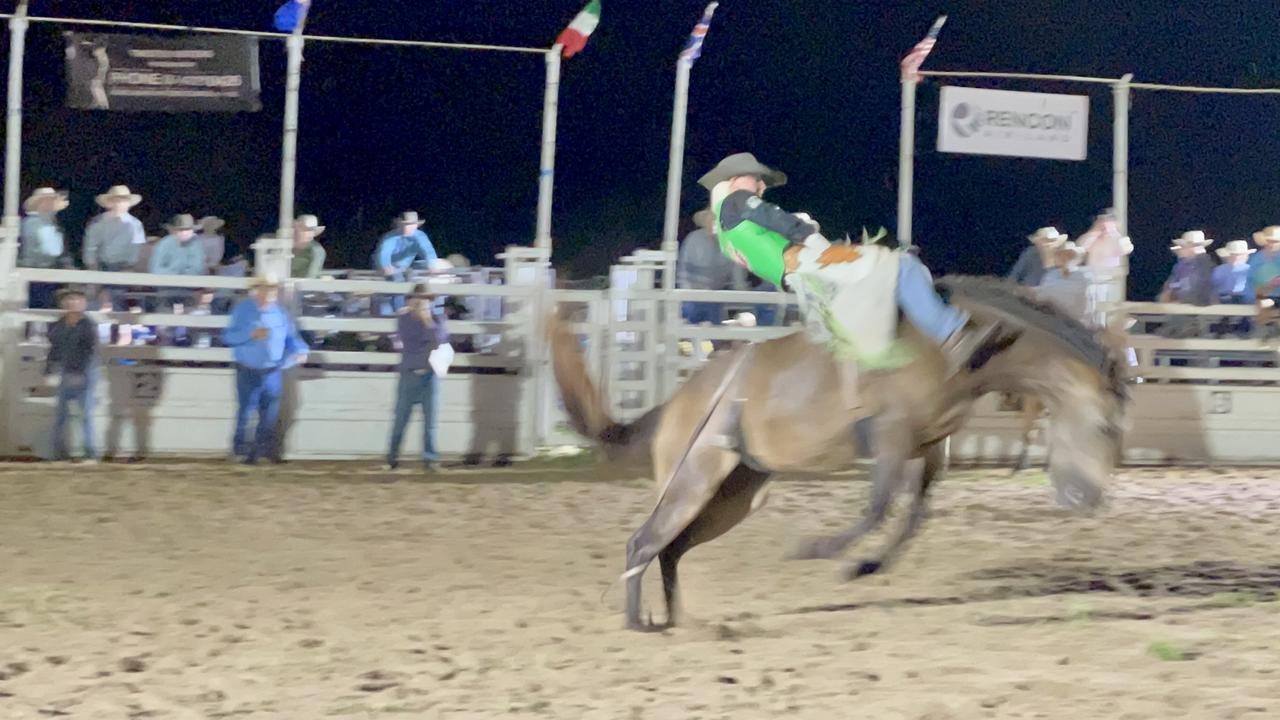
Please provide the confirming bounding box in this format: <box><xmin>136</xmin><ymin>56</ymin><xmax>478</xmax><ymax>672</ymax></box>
<box><xmin>6</xmin><ymin>1</ymin><xmax>1280</xmax><ymax>298</ymax></box>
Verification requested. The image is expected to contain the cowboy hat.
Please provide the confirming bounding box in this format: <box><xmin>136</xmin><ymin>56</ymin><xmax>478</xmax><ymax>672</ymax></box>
<box><xmin>198</xmin><ymin>215</ymin><xmax>225</xmax><ymax>233</ymax></box>
<box><xmin>409</xmin><ymin>282</ymin><xmax>436</xmax><ymax>299</ymax></box>
<box><xmin>697</xmin><ymin>152</ymin><xmax>788</xmax><ymax>190</ymax></box>
<box><xmin>294</xmin><ymin>214</ymin><xmax>326</xmax><ymax>236</ymax></box>
<box><xmin>23</xmin><ymin>187</ymin><xmax>69</xmax><ymax>214</ymax></box>
<box><xmin>1216</xmin><ymin>239</ymin><xmax>1256</xmax><ymax>258</ymax></box>
<box><xmin>1170</xmin><ymin>230</ymin><xmax>1214</xmax><ymax>251</ymax></box>
<box><xmin>1028</xmin><ymin>227</ymin><xmax>1068</xmax><ymax>245</ymax></box>
<box><xmin>445</xmin><ymin>253</ymin><xmax>471</xmax><ymax>268</ymax></box>
<box><xmin>1252</xmin><ymin>226</ymin><xmax>1280</xmax><ymax>244</ymax></box>
<box><xmin>1053</xmin><ymin>240</ymin><xmax>1087</xmax><ymax>261</ymax></box>
<box><xmin>693</xmin><ymin>209</ymin><xmax>716</xmax><ymax>230</ymax></box>
<box><xmin>396</xmin><ymin>210</ymin><xmax>424</xmax><ymax>227</ymax></box>
<box><xmin>96</xmin><ymin>185</ymin><xmax>142</xmax><ymax>208</ymax></box>
<box><xmin>164</xmin><ymin>214</ymin><xmax>197</xmax><ymax>233</ymax></box>
<box><xmin>247</xmin><ymin>272</ymin><xmax>282</xmax><ymax>289</ymax></box>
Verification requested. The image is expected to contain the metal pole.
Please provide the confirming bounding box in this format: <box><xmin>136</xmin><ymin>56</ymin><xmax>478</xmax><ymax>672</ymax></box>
<box><xmin>661</xmin><ymin>59</ymin><xmax>692</xmax><ymax>289</ymax></box>
<box><xmin>896</xmin><ymin>78</ymin><xmax>918</xmax><ymax>248</ymax></box>
<box><xmin>659</xmin><ymin>58</ymin><xmax>693</xmax><ymax>400</ymax></box>
<box><xmin>534</xmin><ymin>45</ymin><xmax>562</xmax><ymax>251</ymax></box>
<box><xmin>0</xmin><ymin>0</ymin><xmax>30</xmax><ymax>282</ymax></box>
<box><xmin>1113</xmin><ymin>73</ymin><xmax>1132</xmax><ymax>303</ymax></box>
<box><xmin>273</xmin><ymin>5</ymin><xmax>309</xmax><ymax>280</ymax></box>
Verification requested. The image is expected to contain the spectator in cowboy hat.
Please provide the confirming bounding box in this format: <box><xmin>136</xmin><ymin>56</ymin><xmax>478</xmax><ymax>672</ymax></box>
<box><xmin>384</xmin><ymin>282</ymin><xmax>450</xmax><ymax>472</ymax></box>
<box><xmin>1036</xmin><ymin>240</ymin><xmax>1095</xmax><ymax>326</ymax></box>
<box><xmin>19</xmin><ymin>187</ymin><xmax>70</xmax><ymax>308</ymax></box>
<box><xmin>1008</xmin><ymin>226</ymin><xmax>1067</xmax><ymax>288</ymax></box>
<box><xmin>1212</xmin><ymin>240</ymin><xmax>1256</xmax><ymax>304</ymax></box>
<box><xmin>222</xmin><ymin>273</ymin><xmax>309</xmax><ymax>464</ymax></box>
<box><xmin>1248</xmin><ymin>225</ymin><xmax>1280</xmax><ymax>302</ymax></box>
<box><xmin>44</xmin><ymin>287</ymin><xmax>100</xmax><ymax>463</ymax></box>
<box><xmin>373</xmin><ymin>210</ymin><xmax>439</xmax><ymax>316</ymax></box>
<box><xmin>196</xmin><ymin>215</ymin><xmax>227</xmax><ymax>273</ymax></box>
<box><xmin>83</xmin><ymin>185</ymin><xmax>145</xmax><ymax>272</ymax></box>
<box><xmin>1160</xmin><ymin>230</ymin><xmax>1215</xmax><ymax>306</ymax></box>
<box><xmin>289</xmin><ymin>214</ymin><xmax>327</xmax><ymax>279</ymax></box>
<box><xmin>151</xmin><ymin>214</ymin><xmax>209</xmax><ymax>310</ymax></box>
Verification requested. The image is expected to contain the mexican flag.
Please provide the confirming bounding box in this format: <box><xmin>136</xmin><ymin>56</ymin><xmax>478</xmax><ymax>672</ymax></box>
<box><xmin>556</xmin><ymin>0</ymin><xmax>601</xmax><ymax>59</ymax></box>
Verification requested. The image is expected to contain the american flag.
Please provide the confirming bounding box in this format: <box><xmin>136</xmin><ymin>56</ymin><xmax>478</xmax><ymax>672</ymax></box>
<box><xmin>900</xmin><ymin>15</ymin><xmax>947</xmax><ymax>83</ymax></box>
<box><xmin>680</xmin><ymin>1</ymin><xmax>720</xmax><ymax>65</ymax></box>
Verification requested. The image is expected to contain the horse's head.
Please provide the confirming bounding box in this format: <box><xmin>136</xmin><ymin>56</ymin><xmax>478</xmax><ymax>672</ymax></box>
<box><xmin>940</xmin><ymin>277</ymin><xmax>1129</xmax><ymax>514</ymax></box>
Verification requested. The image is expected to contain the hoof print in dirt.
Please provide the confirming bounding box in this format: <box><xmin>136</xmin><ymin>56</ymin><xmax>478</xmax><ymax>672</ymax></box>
<box><xmin>843</xmin><ymin>560</ymin><xmax>882</xmax><ymax>581</ymax></box>
<box><xmin>357</xmin><ymin>670</ymin><xmax>403</xmax><ymax>693</ymax></box>
<box><xmin>119</xmin><ymin>657</ymin><xmax>147</xmax><ymax>673</ymax></box>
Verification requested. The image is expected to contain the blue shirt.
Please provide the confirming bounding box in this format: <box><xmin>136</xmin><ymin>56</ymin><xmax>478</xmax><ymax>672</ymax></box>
<box><xmin>374</xmin><ymin>229</ymin><xmax>437</xmax><ymax>274</ymax></box>
<box><xmin>149</xmin><ymin>234</ymin><xmax>208</xmax><ymax>275</ymax></box>
<box><xmin>222</xmin><ymin>299</ymin><xmax>309</xmax><ymax>370</ymax></box>
<box><xmin>20</xmin><ymin>214</ymin><xmax>64</xmax><ymax>268</ymax></box>
<box><xmin>1212</xmin><ymin>262</ymin><xmax>1253</xmax><ymax>303</ymax></box>
<box><xmin>1249</xmin><ymin>249</ymin><xmax>1280</xmax><ymax>299</ymax></box>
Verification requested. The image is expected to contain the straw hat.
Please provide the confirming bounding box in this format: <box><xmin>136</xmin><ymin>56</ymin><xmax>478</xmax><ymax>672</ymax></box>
<box><xmin>96</xmin><ymin>185</ymin><xmax>142</xmax><ymax>208</ymax></box>
<box><xmin>396</xmin><ymin>211</ymin><xmax>424</xmax><ymax>227</ymax></box>
<box><xmin>1169</xmin><ymin>230</ymin><xmax>1214</xmax><ymax>252</ymax></box>
<box><xmin>1053</xmin><ymin>240</ymin><xmax>1087</xmax><ymax>264</ymax></box>
<box><xmin>409</xmin><ymin>282</ymin><xmax>436</xmax><ymax>299</ymax></box>
<box><xmin>164</xmin><ymin>214</ymin><xmax>197</xmax><ymax>233</ymax></box>
<box><xmin>1252</xmin><ymin>226</ymin><xmax>1280</xmax><ymax>245</ymax></box>
<box><xmin>198</xmin><ymin>215</ymin><xmax>225</xmax><ymax>233</ymax></box>
<box><xmin>247</xmin><ymin>272</ymin><xmax>282</xmax><ymax>289</ymax></box>
<box><xmin>1028</xmin><ymin>227</ymin><xmax>1068</xmax><ymax>246</ymax></box>
<box><xmin>23</xmin><ymin>187</ymin><xmax>69</xmax><ymax>214</ymax></box>
<box><xmin>445</xmin><ymin>253</ymin><xmax>471</xmax><ymax>268</ymax></box>
<box><xmin>698</xmin><ymin>152</ymin><xmax>788</xmax><ymax>190</ymax></box>
<box><xmin>1216</xmin><ymin>240</ymin><xmax>1256</xmax><ymax>258</ymax></box>
<box><xmin>293</xmin><ymin>214</ymin><xmax>325</xmax><ymax>236</ymax></box>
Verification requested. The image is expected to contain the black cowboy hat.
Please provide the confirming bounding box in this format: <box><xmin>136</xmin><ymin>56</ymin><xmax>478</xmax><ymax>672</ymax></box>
<box><xmin>698</xmin><ymin>152</ymin><xmax>788</xmax><ymax>190</ymax></box>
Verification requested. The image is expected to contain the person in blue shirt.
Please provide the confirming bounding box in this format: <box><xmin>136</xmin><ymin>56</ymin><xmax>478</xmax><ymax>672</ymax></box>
<box><xmin>1212</xmin><ymin>241</ymin><xmax>1256</xmax><ymax>304</ymax></box>
<box><xmin>222</xmin><ymin>274</ymin><xmax>309</xmax><ymax>464</ymax></box>
<box><xmin>373</xmin><ymin>211</ymin><xmax>438</xmax><ymax>316</ymax></box>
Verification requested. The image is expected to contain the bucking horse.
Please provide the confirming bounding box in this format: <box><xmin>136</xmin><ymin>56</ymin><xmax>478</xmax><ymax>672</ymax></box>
<box><xmin>549</xmin><ymin>276</ymin><xmax>1129</xmax><ymax>632</ymax></box>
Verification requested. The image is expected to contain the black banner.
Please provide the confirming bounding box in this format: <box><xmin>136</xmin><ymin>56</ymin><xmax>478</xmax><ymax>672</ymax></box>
<box><xmin>66</xmin><ymin>33</ymin><xmax>261</xmax><ymax>113</ymax></box>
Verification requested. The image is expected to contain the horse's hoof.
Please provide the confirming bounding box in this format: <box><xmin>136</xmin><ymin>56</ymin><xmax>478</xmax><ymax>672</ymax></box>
<box><xmin>786</xmin><ymin>538</ymin><xmax>838</xmax><ymax>561</ymax></box>
<box><xmin>841</xmin><ymin>560</ymin><xmax>882</xmax><ymax>582</ymax></box>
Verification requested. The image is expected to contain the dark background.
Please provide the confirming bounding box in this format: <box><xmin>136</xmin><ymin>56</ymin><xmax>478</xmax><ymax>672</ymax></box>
<box><xmin>4</xmin><ymin>1</ymin><xmax>1280</xmax><ymax>298</ymax></box>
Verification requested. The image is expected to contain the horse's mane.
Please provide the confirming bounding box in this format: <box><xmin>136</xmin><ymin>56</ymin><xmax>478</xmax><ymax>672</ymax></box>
<box><xmin>936</xmin><ymin>275</ymin><xmax>1129</xmax><ymax>403</ymax></box>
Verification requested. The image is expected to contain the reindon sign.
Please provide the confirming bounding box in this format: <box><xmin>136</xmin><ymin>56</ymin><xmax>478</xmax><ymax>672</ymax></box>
<box><xmin>65</xmin><ymin>33</ymin><xmax>261</xmax><ymax>113</ymax></box>
<box><xmin>937</xmin><ymin>86</ymin><xmax>1089</xmax><ymax>161</ymax></box>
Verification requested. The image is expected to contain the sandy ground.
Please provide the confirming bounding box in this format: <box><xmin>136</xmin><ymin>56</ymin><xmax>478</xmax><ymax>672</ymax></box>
<box><xmin>1</xmin><ymin>461</ymin><xmax>1279</xmax><ymax>719</ymax></box>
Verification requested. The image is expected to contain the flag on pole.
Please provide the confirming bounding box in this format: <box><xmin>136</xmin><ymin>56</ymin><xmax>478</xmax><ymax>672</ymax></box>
<box><xmin>556</xmin><ymin>0</ymin><xmax>602</xmax><ymax>59</ymax></box>
<box><xmin>680</xmin><ymin>1</ymin><xmax>720</xmax><ymax>65</ymax></box>
<box><xmin>273</xmin><ymin>0</ymin><xmax>310</xmax><ymax>33</ymax></box>
<box><xmin>900</xmin><ymin>15</ymin><xmax>946</xmax><ymax>83</ymax></box>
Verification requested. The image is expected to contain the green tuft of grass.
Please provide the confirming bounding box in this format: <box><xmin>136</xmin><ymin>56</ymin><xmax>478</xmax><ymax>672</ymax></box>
<box><xmin>1147</xmin><ymin>641</ymin><xmax>1195</xmax><ymax>662</ymax></box>
<box><xmin>1209</xmin><ymin>591</ymin><xmax>1260</xmax><ymax>608</ymax></box>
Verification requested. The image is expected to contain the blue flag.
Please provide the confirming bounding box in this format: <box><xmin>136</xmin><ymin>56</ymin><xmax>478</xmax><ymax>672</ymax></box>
<box><xmin>273</xmin><ymin>0</ymin><xmax>309</xmax><ymax>33</ymax></box>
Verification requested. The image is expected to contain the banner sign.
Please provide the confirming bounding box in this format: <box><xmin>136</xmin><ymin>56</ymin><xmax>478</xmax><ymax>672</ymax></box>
<box><xmin>66</xmin><ymin>33</ymin><xmax>262</xmax><ymax>113</ymax></box>
<box><xmin>937</xmin><ymin>86</ymin><xmax>1088</xmax><ymax>161</ymax></box>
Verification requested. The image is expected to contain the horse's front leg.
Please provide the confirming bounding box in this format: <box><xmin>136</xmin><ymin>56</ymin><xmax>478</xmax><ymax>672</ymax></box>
<box><xmin>842</xmin><ymin>440</ymin><xmax>944</xmax><ymax>580</ymax></box>
<box><xmin>788</xmin><ymin>415</ymin><xmax>914</xmax><ymax>561</ymax></box>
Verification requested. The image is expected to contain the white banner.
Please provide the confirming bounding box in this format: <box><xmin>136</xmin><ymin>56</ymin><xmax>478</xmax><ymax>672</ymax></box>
<box><xmin>937</xmin><ymin>86</ymin><xmax>1089</xmax><ymax>161</ymax></box>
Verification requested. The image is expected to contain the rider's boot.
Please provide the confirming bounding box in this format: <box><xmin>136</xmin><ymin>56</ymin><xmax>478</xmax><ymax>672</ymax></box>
<box><xmin>939</xmin><ymin>320</ymin><xmax>998</xmax><ymax>377</ymax></box>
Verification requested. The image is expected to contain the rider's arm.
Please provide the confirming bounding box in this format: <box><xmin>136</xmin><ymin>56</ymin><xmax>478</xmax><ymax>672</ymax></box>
<box><xmin>719</xmin><ymin>190</ymin><xmax>817</xmax><ymax>245</ymax></box>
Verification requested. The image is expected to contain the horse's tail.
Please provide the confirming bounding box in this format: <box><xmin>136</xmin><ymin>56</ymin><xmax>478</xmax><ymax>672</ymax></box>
<box><xmin>546</xmin><ymin>314</ymin><xmax>660</xmax><ymax>466</ymax></box>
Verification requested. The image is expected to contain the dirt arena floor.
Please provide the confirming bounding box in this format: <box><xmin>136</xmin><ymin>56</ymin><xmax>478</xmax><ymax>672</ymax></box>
<box><xmin>2</xmin><ymin>460</ymin><xmax>1279</xmax><ymax>719</ymax></box>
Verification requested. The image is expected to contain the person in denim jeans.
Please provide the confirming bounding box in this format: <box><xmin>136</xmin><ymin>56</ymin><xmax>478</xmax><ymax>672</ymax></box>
<box><xmin>385</xmin><ymin>283</ymin><xmax>449</xmax><ymax>472</ymax></box>
<box><xmin>45</xmin><ymin>288</ymin><xmax>100</xmax><ymax>462</ymax></box>
<box><xmin>222</xmin><ymin>274</ymin><xmax>309</xmax><ymax>464</ymax></box>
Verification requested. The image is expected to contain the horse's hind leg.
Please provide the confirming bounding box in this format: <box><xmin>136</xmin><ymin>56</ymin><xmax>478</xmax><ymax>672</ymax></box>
<box><xmin>788</xmin><ymin>415</ymin><xmax>913</xmax><ymax>561</ymax></box>
<box><xmin>842</xmin><ymin>440</ymin><xmax>944</xmax><ymax>581</ymax></box>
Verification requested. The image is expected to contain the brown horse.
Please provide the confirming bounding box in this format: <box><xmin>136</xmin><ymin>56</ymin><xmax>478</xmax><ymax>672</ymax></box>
<box><xmin>550</xmin><ymin>277</ymin><xmax>1128</xmax><ymax>632</ymax></box>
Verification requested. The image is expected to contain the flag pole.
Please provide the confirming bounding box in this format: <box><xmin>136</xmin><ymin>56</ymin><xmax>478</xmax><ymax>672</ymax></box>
<box><xmin>896</xmin><ymin>77</ymin><xmax>917</xmax><ymax>249</ymax></box>
<box><xmin>659</xmin><ymin>56</ymin><xmax>692</xmax><ymax>401</ymax></box>
<box><xmin>271</xmin><ymin>1</ymin><xmax>309</xmax><ymax>280</ymax></box>
<box><xmin>0</xmin><ymin>0</ymin><xmax>30</xmax><ymax>284</ymax></box>
<box><xmin>660</xmin><ymin>57</ymin><xmax>692</xmax><ymax>289</ymax></box>
<box><xmin>534</xmin><ymin>45</ymin><xmax>562</xmax><ymax>252</ymax></box>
